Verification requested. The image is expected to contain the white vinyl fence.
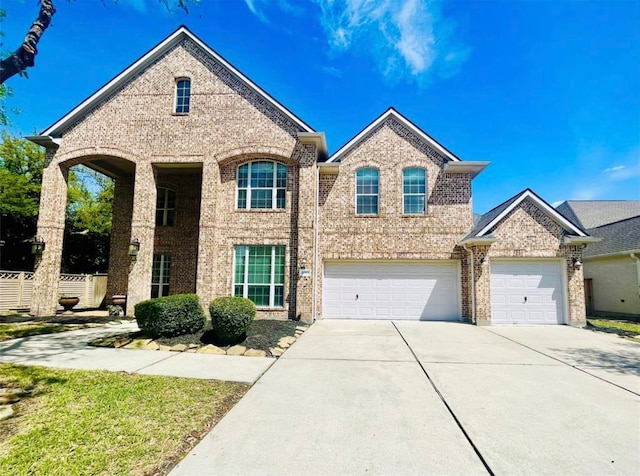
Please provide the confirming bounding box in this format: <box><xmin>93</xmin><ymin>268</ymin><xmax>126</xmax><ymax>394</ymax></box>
<box><xmin>0</xmin><ymin>271</ymin><xmax>108</xmax><ymax>313</ymax></box>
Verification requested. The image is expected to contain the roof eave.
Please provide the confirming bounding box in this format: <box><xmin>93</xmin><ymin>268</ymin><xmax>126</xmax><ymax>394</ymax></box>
<box><xmin>26</xmin><ymin>135</ymin><xmax>63</xmax><ymax>149</ymax></box>
<box><xmin>296</xmin><ymin>132</ymin><xmax>328</xmax><ymax>162</ymax></box>
<box><xmin>458</xmin><ymin>235</ymin><xmax>498</xmax><ymax>246</ymax></box>
<box><xmin>443</xmin><ymin>161</ymin><xmax>490</xmax><ymax>179</ymax></box>
<box><xmin>562</xmin><ymin>235</ymin><xmax>601</xmax><ymax>245</ymax></box>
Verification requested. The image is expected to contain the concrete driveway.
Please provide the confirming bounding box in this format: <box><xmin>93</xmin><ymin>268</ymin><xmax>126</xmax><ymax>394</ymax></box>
<box><xmin>171</xmin><ymin>321</ymin><xmax>640</xmax><ymax>476</ymax></box>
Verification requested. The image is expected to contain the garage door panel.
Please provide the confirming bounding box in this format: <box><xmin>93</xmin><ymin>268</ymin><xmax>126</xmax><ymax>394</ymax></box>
<box><xmin>323</xmin><ymin>262</ymin><xmax>459</xmax><ymax>320</ymax></box>
<box><xmin>490</xmin><ymin>261</ymin><xmax>564</xmax><ymax>325</ymax></box>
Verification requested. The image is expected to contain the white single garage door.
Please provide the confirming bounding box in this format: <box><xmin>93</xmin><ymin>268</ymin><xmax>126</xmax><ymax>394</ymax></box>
<box><xmin>323</xmin><ymin>261</ymin><xmax>460</xmax><ymax>320</ymax></box>
<box><xmin>490</xmin><ymin>260</ymin><xmax>564</xmax><ymax>325</ymax></box>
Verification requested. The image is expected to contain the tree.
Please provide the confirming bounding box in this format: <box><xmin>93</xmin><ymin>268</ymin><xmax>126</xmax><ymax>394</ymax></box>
<box><xmin>0</xmin><ymin>132</ymin><xmax>114</xmax><ymax>272</ymax></box>
<box><xmin>0</xmin><ymin>0</ymin><xmax>197</xmax><ymax>84</ymax></box>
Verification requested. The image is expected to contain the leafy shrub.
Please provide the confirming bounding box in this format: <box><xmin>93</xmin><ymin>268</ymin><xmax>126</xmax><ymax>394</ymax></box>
<box><xmin>135</xmin><ymin>294</ymin><xmax>205</xmax><ymax>338</ymax></box>
<box><xmin>209</xmin><ymin>297</ymin><xmax>256</xmax><ymax>344</ymax></box>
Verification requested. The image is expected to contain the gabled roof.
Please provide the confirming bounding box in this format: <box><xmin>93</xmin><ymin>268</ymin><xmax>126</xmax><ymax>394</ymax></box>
<box><xmin>583</xmin><ymin>216</ymin><xmax>640</xmax><ymax>257</ymax></box>
<box><xmin>461</xmin><ymin>189</ymin><xmax>588</xmax><ymax>243</ymax></box>
<box><xmin>326</xmin><ymin>107</ymin><xmax>462</xmax><ymax>163</ymax></box>
<box><xmin>39</xmin><ymin>26</ymin><xmax>314</xmax><ymax>137</ymax></box>
<box><xmin>556</xmin><ymin>200</ymin><xmax>640</xmax><ymax>229</ymax></box>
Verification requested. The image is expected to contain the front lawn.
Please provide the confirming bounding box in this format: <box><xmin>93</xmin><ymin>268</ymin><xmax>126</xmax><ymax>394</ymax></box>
<box><xmin>0</xmin><ymin>364</ymin><xmax>247</xmax><ymax>475</ymax></box>
<box><xmin>587</xmin><ymin>319</ymin><xmax>640</xmax><ymax>342</ymax></box>
<box><xmin>0</xmin><ymin>323</ymin><xmax>81</xmax><ymax>342</ymax></box>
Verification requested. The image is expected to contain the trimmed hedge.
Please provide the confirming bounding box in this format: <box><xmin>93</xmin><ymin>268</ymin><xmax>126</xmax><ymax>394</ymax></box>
<box><xmin>135</xmin><ymin>294</ymin><xmax>205</xmax><ymax>338</ymax></box>
<box><xmin>209</xmin><ymin>297</ymin><xmax>256</xmax><ymax>344</ymax></box>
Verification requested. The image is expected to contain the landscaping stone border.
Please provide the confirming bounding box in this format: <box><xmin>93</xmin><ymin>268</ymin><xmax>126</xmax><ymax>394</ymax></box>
<box><xmin>89</xmin><ymin>325</ymin><xmax>309</xmax><ymax>358</ymax></box>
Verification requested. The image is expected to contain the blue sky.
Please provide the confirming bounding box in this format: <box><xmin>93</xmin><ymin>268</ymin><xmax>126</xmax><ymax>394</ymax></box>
<box><xmin>2</xmin><ymin>0</ymin><xmax>638</xmax><ymax>213</ymax></box>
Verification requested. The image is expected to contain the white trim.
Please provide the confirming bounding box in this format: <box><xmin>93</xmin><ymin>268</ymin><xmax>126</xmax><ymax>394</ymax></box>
<box><xmin>326</xmin><ymin>108</ymin><xmax>461</xmax><ymax>163</ymax></box>
<box><xmin>236</xmin><ymin>161</ymin><xmax>287</xmax><ymax>210</ymax></box>
<box><xmin>42</xmin><ymin>26</ymin><xmax>313</xmax><ymax>137</ymax></box>
<box><xmin>402</xmin><ymin>167</ymin><xmax>427</xmax><ymax>215</ymax></box>
<box><xmin>476</xmin><ymin>190</ymin><xmax>587</xmax><ymax>237</ymax></box>
<box><xmin>173</xmin><ymin>77</ymin><xmax>191</xmax><ymax>114</ymax></box>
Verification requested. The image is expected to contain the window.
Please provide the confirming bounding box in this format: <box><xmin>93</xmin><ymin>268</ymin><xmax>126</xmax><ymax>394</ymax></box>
<box><xmin>233</xmin><ymin>245</ymin><xmax>285</xmax><ymax>307</ymax></box>
<box><xmin>151</xmin><ymin>254</ymin><xmax>171</xmax><ymax>298</ymax></box>
<box><xmin>403</xmin><ymin>168</ymin><xmax>427</xmax><ymax>215</ymax></box>
<box><xmin>175</xmin><ymin>78</ymin><xmax>191</xmax><ymax>113</ymax></box>
<box><xmin>237</xmin><ymin>161</ymin><xmax>287</xmax><ymax>210</ymax></box>
<box><xmin>156</xmin><ymin>187</ymin><xmax>175</xmax><ymax>226</ymax></box>
<box><xmin>355</xmin><ymin>168</ymin><xmax>379</xmax><ymax>215</ymax></box>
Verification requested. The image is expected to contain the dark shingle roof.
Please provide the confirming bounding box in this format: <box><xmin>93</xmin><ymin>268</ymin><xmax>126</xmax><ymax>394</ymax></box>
<box><xmin>556</xmin><ymin>201</ymin><xmax>640</xmax><ymax>229</ymax></box>
<box><xmin>584</xmin><ymin>216</ymin><xmax>640</xmax><ymax>257</ymax></box>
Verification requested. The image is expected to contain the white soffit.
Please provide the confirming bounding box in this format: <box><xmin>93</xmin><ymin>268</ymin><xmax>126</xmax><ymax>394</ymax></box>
<box><xmin>326</xmin><ymin>108</ymin><xmax>462</xmax><ymax>163</ymax></box>
<box><xmin>41</xmin><ymin>26</ymin><xmax>314</xmax><ymax>137</ymax></box>
<box><xmin>477</xmin><ymin>189</ymin><xmax>588</xmax><ymax>237</ymax></box>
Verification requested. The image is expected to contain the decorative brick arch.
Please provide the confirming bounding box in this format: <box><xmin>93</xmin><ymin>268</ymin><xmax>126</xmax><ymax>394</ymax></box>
<box><xmin>215</xmin><ymin>145</ymin><xmax>295</xmax><ymax>166</ymax></box>
<box><xmin>54</xmin><ymin>146</ymin><xmax>142</xmax><ymax>170</ymax></box>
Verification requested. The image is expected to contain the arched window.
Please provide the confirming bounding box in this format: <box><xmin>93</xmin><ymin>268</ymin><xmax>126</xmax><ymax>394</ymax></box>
<box><xmin>403</xmin><ymin>168</ymin><xmax>426</xmax><ymax>215</ymax></box>
<box><xmin>156</xmin><ymin>187</ymin><xmax>175</xmax><ymax>226</ymax></box>
<box><xmin>237</xmin><ymin>161</ymin><xmax>287</xmax><ymax>210</ymax></box>
<box><xmin>174</xmin><ymin>78</ymin><xmax>191</xmax><ymax>113</ymax></box>
<box><xmin>355</xmin><ymin>168</ymin><xmax>379</xmax><ymax>215</ymax></box>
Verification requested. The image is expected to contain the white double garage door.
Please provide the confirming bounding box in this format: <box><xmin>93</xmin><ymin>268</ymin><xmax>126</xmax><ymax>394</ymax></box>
<box><xmin>322</xmin><ymin>260</ymin><xmax>565</xmax><ymax>324</ymax></box>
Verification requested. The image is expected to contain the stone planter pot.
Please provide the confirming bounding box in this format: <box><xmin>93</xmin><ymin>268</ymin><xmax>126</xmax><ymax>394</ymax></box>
<box><xmin>111</xmin><ymin>294</ymin><xmax>127</xmax><ymax>307</ymax></box>
<box><xmin>58</xmin><ymin>296</ymin><xmax>80</xmax><ymax>314</ymax></box>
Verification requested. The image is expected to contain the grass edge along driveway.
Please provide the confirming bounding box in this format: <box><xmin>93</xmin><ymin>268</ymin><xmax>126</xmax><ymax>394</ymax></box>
<box><xmin>0</xmin><ymin>364</ymin><xmax>248</xmax><ymax>475</ymax></box>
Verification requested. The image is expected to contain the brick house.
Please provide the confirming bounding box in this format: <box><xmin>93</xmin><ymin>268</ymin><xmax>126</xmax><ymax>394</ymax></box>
<box><xmin>28</xmin><ymin>27</ymin><xmax>595</xmax><ymax>325</ymax></box>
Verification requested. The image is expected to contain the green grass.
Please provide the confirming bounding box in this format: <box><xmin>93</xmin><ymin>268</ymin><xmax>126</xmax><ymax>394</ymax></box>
<box><xmin>0</xmin><ymin>364</ymin><xmax>248</xmax><ymax>475</ymax></box>
<box><xmin>588</xmin><ymin>319</ymin><xmax>640</xmax><ymax>342</ymax></box>
<box><xmin>0</xmin><ymin>323</ymin><xmax>79</xmax><ymax>342</ymax></box>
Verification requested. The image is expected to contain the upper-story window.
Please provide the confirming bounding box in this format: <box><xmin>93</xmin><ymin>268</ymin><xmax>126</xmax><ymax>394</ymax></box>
<box><xmin>237</xmin><ymin>161</ymin><xmax>287</xmax><ymax>210</ymax></box>
<box><xmin>156</xmin><ymin>187</ymin><xmax>175</xmax><ymax>226</ymax></box>
<box><xmin>355</xmin><ymin>168</ymin><xmax>379</xmax><ymax>215</ymax></box>
<box><xmin>403</xmin><ymin>168</ymin><xmax>427</xmax><ymax>215</ymax></box>
<box><xmin>174</xmin><ymin>78</ymin><xmax>191</xmax><ymax>114</ymax></box>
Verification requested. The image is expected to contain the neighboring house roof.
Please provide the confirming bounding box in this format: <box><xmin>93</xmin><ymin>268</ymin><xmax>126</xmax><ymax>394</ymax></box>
<box><xmin>38</xmin><ymin>26</ymin><xmax>314</xmax><ymax>138</ymax></box>
<box><xmin>555</xmin><ymin>200</ymin><xmax>640</xmax><ymax>229</ymax></box>
<box><xmin>326</xmin><ymin>107</ymin><xmax>462</xmax><ymax>163</ymax></box>
<box><xmin>461</xmin><ymin>189</ymin><xmax>589</xmax><ymax>244</ymax></box>
<box><xmin>582</xmin><ymin>216</ymin><xmax>640</xmax><ymax>257</ymax></box>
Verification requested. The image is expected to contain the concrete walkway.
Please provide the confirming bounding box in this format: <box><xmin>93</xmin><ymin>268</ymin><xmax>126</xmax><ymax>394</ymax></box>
<box><xmin>171</xmin><ymin>320</ymin><xmax>640</xmax><ymax>476</ymax></box>
<box><xmin>0</xmin><ymin>324</ymin><xmax>273</xmax><ymax>384</ymax></box>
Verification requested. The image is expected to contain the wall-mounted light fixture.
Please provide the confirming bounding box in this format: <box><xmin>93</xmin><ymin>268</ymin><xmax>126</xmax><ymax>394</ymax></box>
<box><xmin>572</xmin><ymin>257</ymin><xmax>582</xmax><ymax>268</ymax></box>
<box><xmin>128</xmin><ymin>238</ymin><xmax>140</xmax><ymax>260</ymax></box>
<box><xmin>31</xmin><ymin>237</ymin><xmax>45</xmax><ymax>256</ymax></box>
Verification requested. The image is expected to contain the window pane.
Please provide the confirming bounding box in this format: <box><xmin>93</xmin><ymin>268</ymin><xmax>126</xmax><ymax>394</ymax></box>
<box><xmin>248</xmin><ymin>285</ymin><xmax>270</xmax><ymax>306</ymax></box>
<box><xmin>403</xmin><ymin>168</ymin><xmax>426</xmax><ymax>194</ymax></box>
<box><xmin>151</xmin><ymin>285</ymin><xmax>159</xmax><ymax>299</ymax></box>
<box><xmin>165</xmin><ymin>210</ymin><xmax>174</xmax><ymax>227</ymax></box>
<box><xmin>251</xmin><ymin>189</ymin><xmax>272</xmax><ymax>209</ymax></box>
<box><xmin>155</xmin><ymin>210</ymin><xmax>164</xmax><ymax>227</ymax></box>
<box><xmin>156</xmin><ymin>188</ymin><xmax>166</xmax><ymax>207</ymax></box>
<box><xmin>250</xmin><ymin>162</ymin><xmax>274</xmax><ymax>188</ymax></box>
<box><xmin>235</xmin><ymin>247</ymin><xmax>246</xmax><ymax>284</ymax></box>
<box><xmin>237</xmin><ymin>189</ymin><xmax>247</xmax><ymax>209</ymax></box>
<box><xmin>237</xmin><ymin>164</ymin><xmax>248</xmax><ymax>188</ymax></box>
<box><xmin>175</xmin><ymin>79</ymin><xmax>191</xmax><ymax>114</ymax></box>
<box><xmin>357</xmin><ymin>195</ymin><xmax>378</xmax><ymax>215</ymax></box>
<box><xmin>276</xmin><ymin>188</ymin><xmax>285</xmax><ymax>209</ymax></box>
<box><xmin>166</xmin><ymin>189</ymin><xmax>176</xmax><ymax>208</ymax></box>
<box><xmin>274</xmin><ymin>286</ymin><xmax>284</xmax><ymax>307</ymax></box>
<box><xmin>404</xmin><ymin>195</ymin><xmax>425</xmax><ymax>215</ymax></box>
<box><xmin>234</xmin><ymin>285</ymin><xmax>244</xmax><ymax>297</ymax></box>
<box><xmin>276</xmin><ymin>164</ymin><xmax>287</xmax><ymax>188</ymax></box>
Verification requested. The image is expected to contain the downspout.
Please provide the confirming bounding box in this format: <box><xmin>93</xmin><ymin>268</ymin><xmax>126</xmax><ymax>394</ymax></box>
<box><xmin>312</xmin><ymin>161</ymin><xmax>319</xmax><ymax>322</ymax></box>
<box><xmin>631</xmin><ymin>253</ymin><xmax>640</xmax><ymax>298</ymax></box>
<box><xmin>463</xmin><ymin>244</ymin><xmax>476</xmax><ymax>324</ymax></box>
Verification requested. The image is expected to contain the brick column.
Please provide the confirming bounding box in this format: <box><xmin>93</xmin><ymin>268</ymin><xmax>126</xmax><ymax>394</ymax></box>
<box><xmin>126</xmin><ymin>163</ymin><xmax>157</xmax><ymax>315</ymax></box>
<box><xmin>293</xmin><ymin>144</ymin><xmax>316</xmax><ymax>324</ymax></box>
<box><xmin>565</xmin><ymin>245</ymin><xmax>587</xmax><ymax>326</ymax></box>
<box><xmin>106</xmin><ymin>177</ymin><xmax>134</xmax><ymax>301</ymax></box>
<box><xmin>31</xmin><ymin>152</ymin><xmax>67</xmax><ymax>317</ymax></box>
<box><xmin>472</xmin><ymin>245</ymin><xmax>492</xmax><ymax>325</ymax></box>
<box><xmin>196</xmin><ymin>160</ymin><xmax>218</xmax><ymax>309</ymax></box>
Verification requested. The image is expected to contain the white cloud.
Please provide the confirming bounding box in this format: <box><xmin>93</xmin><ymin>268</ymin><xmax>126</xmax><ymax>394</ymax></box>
<box><xmin>244</xmin><ymin>0</ymin><xmax>470</xmax><ymax>83</ymax></box>
<box><xmin>602</xmin><ymin>165</ymin><xmax>625</xmax><ymax>173</ymax></box>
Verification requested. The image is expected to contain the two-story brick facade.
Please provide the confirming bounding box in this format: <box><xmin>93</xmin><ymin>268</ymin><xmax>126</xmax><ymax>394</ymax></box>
<box><xmin>28</xmin><ymin>27</ymin><xmax>595</xmax><ymax>326</ymax></box>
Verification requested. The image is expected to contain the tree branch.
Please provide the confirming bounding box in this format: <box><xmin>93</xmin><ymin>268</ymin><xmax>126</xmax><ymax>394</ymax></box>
<box><xmin>0</xmin><ymin>0</ymin><xmax>56</xmax><ymax>84</ymax></box>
